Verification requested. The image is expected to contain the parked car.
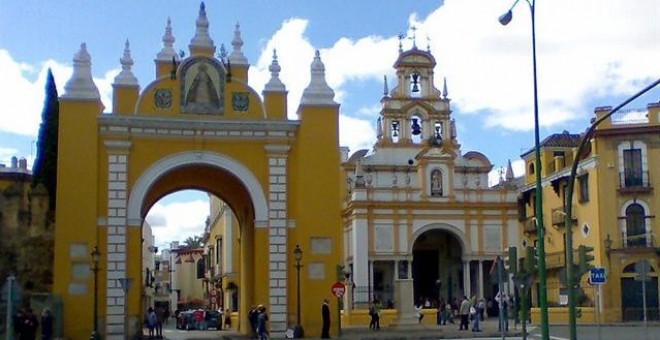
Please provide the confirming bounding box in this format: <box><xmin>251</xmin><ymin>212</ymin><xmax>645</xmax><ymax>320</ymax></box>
<box><xmin>205</xmin><ymin>310</ymin><xmax>222</xmax><ymax>330</ymax></box>
<box><xmin>176</xmin><ymin>310</ymin><xmax>195</xmax><ymax>330</ymax></box>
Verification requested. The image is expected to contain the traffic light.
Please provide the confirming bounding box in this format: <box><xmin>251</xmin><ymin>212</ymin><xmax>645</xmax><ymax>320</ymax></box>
<box><xmin>524</xmin><ymin>246</ymin><xmax>538</xmax><ymax>274</ymax></box>
<box><xmin>578</xmin><ymin>245</ymin><xmax>595</xmax><ymax>274</ymax></box>
<box><xmin>504</xmin><ymin>246</ymin><xmax>518</xmax><ymax>274</ymax></box>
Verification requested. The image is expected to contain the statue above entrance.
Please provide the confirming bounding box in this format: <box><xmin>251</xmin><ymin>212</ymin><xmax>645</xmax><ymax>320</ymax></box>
<box><xmin>180</xmin><ymin>58</ymin><xmax>225</xmax><ymax>115</ymax></box>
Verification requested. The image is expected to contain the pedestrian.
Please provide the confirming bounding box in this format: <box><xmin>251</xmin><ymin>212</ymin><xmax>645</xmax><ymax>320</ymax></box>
<box><xmin>321</xmin><ymin>299</ymin><xmax>331</xmax><ymax>338</ymax></box>
<box><xmin>249</xmin><ymin>306</ymin><xmax>259</xmax><ymax>338</ymax></box>
<box><xmin>497</xmin><ymin>293</ymin><xmax>509</xmax><ymax>332</ymax></box>
<box><xmin>414</xmin><ymin>302</ymin><xmax>424</xmax><ymax>324</ymax></box>
<box><xmin>458</xmin><ymin>296</ymin><xmax>470</xmax><ymax>331</ymax></box>
<box><xmin>163</xmin><ymin>308</ymin><xmax>170</xmax><ymax>325</ymax></box>
<box><xmin>470</xmin><ymin>303</ymin><xmax>481</xmax><ymax>332</ymax></box>
<box><xmin>147</xmin><ymin>307</ymin><xmax>157</xmax><ymax>339</ymax></box>
<box><xmin>445</xmin><ymin>302</ymin><xmax>454</xmax><ymax>324</ymax></box>
<box><xmin>256</xmin><ymin>306</ymin><xmax>269</xmax><ymax>340</ymax></box>
<box><xmin>224</xmin><ymin>308</ymin><xmax>232</xmax><ymax>330</ymax></box>
<box><xmin>17</xmin><ymin>307</ymin><xmax>39</xmax><ymax>340</ymax></box>
<box><xmin>478</xmin><ymin>299</ymin><xmax>486</xmax><ymax>321</ymax></box>
<box><xmin>156</xmin><ymin>307</ymin><xmax>164</xmax><ymax>338</ymax></box>
<box><xmin>372</xmin><ymin>300</ymin><xmax>381</xmax><ymax>330</ymax></box>
<box><xmin>40</xmin><ymin>308</ymin><xmax>53</xmax><ymax>340</ymax></box>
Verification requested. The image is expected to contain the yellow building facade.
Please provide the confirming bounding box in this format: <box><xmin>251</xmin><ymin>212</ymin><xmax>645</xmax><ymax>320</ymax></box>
<box><xmin>53</xmin><ymin>3</ymin><xmax>342</xmax><ymax>338</ymax></box>
<box><xmin>522</xmin><ymin>102</ymin><xmax>660</xmax><ymax>323</ymax></box>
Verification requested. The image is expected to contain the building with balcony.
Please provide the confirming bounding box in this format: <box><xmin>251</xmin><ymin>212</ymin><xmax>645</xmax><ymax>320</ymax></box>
<box><xmin>519</xmin><ymin>102</ymin><xmax>659</xmax><ymax>323</ymax></box>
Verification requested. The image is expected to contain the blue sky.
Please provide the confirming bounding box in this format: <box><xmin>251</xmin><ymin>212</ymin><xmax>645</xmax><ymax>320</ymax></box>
<box><xmin>1</xmin><ymin>0</ymin><xmax>658</xmax><ymax>250</ymax></box>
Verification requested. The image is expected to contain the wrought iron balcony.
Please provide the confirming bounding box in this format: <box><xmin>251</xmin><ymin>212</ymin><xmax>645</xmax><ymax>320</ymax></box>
<box><xmin>619</xmin><ymin>171</ymin><xmax>652</xmax><ymax>194</ymax></box>
<box><xmin>624</xmin><ymin>232</ymin><xmax>654</xmax><ymax>248</ymax></box>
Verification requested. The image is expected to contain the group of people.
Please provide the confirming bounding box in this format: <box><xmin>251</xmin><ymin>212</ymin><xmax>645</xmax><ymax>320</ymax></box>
<box><xmin>248</xmin><ymin>304</ymin><xmax>269</xmax><ymax>339</ymax></box>
<box><xmin>13</xmin><ymin>307</ymin><xmax>53</xmax><ymax>340</ymax></box>
<box><xmin>412</xmin><ymin>293</ymin><xmax>510</xmax><ymax>333</ymax></box>
<box><xmin>145</xmin><ymin>307</ymin><xmax>165</xmax><ymax>339</ymax></box>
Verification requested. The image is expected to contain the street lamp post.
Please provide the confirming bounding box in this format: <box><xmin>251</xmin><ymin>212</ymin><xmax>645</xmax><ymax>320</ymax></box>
<box><xmin>90</xmin><ymin>246</ymin><xmax>101</xmax><ymax>340</ymax></box>
<box><xmin>293</xmin><ymin>245</ymin><xmax>305</xmax><ymax>338</ymax></box>
<box><xmin>499</xmin><ymin>1</ymin><xmax>549</xmax><ymax>339</ymax></box>
<box><xmin>563</xmin><ymin>78</ymin><xmax>660</xmax><ymax>340</ymax></box>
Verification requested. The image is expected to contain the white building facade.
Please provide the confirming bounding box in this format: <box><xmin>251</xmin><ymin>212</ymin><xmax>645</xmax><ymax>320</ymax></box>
<box><xmin>341</xmin><ymin>45</ymin><xmax>520</xmax><ymax>322</ymax></box>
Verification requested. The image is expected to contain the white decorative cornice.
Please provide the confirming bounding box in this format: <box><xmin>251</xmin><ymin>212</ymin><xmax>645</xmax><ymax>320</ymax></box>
<box><xmin>62</xmin><ymin>43</ymin><xmax>101</xmax><ymax>100</ymax></box>
<box><xmin>156</xmin><ymin>17</ymin><xmax>180</xmax><ymax>62</ymax></box>
<box><xmin>188</xmin><ymin>2</ymin><xmax>216</xmax><ymax>55</ymax></box>
<box><xmin>264</xmin><ymin>49</ymin><xmax>286</xmax><ymax>92</ymax></box>
<box><xmin>114</xmin><ymin>40</ymin><xmax>139</xmax><ymax>86</ymax></box>
<box><xmin>228</xmin><ymin>22</ymin><xmax>248</xmax><ymax>65</ymax></box>
<box><xmin>300</xmin><ymin>50</ymin><xmax>337</xmax><ymax>106</ymax></box>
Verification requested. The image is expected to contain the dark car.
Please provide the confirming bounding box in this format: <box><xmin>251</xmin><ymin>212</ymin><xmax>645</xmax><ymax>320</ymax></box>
<box><xmin>205</xmin><ymin>310</ymin><xmax>222</xmax><ymax>330</ymax></box>
<box><xmin>176</xmin><ymin>310</ymin><xmax>195</xmax><ymax>330</ymax></box>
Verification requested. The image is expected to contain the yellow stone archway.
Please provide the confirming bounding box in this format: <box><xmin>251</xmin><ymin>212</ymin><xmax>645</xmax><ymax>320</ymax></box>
<box><xmin>53</xmin><ymin>4</ymin><xmax>343</xmax><ymax>338</ymax></box>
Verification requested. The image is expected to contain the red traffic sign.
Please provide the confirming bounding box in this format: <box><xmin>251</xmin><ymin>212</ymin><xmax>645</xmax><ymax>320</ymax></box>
<box><xmin>331</xmin><ymin>281</ymin><xmax>345</xmax><ymax>298</ymax></box>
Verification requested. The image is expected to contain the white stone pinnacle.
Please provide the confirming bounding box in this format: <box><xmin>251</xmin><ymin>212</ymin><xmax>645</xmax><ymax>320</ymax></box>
<box><xmin>114</xmin><ymin>40</ymin><xmax>139</xmax><ymax>86</ymax></box>
<box><xmin>62</xmin><ymin>43</ymin><xmax>100</xmax><ymax>100</ymax></box>
<box><xmin>188</xmin><ymin>1</ymin><xmax>215</xmax><ymax>54</ymax></box>
<box><xmin>264</xmin><ymin>49</ymin><xmax>285</xmax><ymax>92</ymax></box>
<box><xmin>228</xmin><ymin>22</ymin><xmax>248</xmax><ymax>65</ymax></box>
<box><xmin>300</xmin><ymin>50</ymin><xmax>337</xmax><ymax>106</ymax></box>
<box><xmin>156</xmin><ymin>17</ymin><xmax>180</xmax><ymax>62</ymax></box>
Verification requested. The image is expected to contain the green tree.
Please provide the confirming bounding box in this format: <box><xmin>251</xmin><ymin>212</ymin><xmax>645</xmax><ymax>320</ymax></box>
<box><xmin>32</xmin><ymin>69</ymin><xmax>59</xmax><ymax>211</ymax></box>
<box><xmin>182</xmin><ymin>235</ymin><xmax>204</xmax><ymax>249</ymax></box>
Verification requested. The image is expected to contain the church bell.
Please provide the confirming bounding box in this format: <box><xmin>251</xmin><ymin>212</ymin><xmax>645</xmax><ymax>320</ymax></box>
<box><xmin>411</xmin><ymin>118</ymin><xmax>422</xmax><ymax>136</ymax></box>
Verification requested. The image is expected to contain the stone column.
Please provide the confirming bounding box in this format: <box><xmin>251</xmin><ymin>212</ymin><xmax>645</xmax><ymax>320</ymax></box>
<box><xmin>463</xmin><ymin>260</ymin><xmax>471</xmax><ymax>298</ymax></box>
<box><xmin>478</xmin><ymin>260</ymin><xmax>484</xmax><ymax>299</ymax></box>
<box><xmin>395</xmin><ymin>260</ymin><xmax>416</xmax><ymax>325</ymax></box>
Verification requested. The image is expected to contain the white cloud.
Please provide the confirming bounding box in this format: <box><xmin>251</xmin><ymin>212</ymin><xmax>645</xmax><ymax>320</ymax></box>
<box><xmin>0</xmin><ymin>49</ymin><xmax>117</xmax><ymax>138</ymax></box>
<box><xmin>146</xmin><ymin>199</ymin><xmax>210</xmax><ymax>250</ymax></box>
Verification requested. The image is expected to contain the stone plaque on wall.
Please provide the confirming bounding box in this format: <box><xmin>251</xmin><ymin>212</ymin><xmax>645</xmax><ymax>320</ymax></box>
<box><xmin>72</xmin><ymin>262</ymin><xmax>91</xmax><ymax>279</ymax></box>
<box><xmin>69</xmin><ymin>243</ymin><xmax>88</xmax><ymax>258</ymax></box>
<box><xmin>308</xmin><ymin>262</ymin><xmax>326</xmax><ymax>280</ymax></box>
<box><xmin>68</xmin><ymin>283</ymin><xmax>88</xmax><ymax>295</ymax></box>
<box><xmin>483</xmin><ymin>225</ymin><xmax>502</xmax><ymax>252</ymax></box>
<box><xmin>311</xmin><ymin>237</ymin><xmax>332</xmax><ymax>254</ymax></box>
<box><xmin>375</xmin><ymin>224</ymin><xmax>393</xmax><ymax>252</ymax></box>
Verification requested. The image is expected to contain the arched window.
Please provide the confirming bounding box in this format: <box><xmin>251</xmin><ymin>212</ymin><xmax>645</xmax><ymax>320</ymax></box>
<box><xmin>430</xmin><ymin>169</ymin><xmax>443</xmax><ymax>196</ymax></box>
<box><xmin>625</xmin><ymin>203</ymin><xmax>646</xmax><ymax>247</ymax></box>
<box><xmin>196</xmin><ymin>258</ymin><xmax>205</xmax><ymax>279</ymax></box>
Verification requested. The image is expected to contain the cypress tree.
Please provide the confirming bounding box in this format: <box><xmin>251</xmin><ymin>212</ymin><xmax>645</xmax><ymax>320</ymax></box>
<box><xmin>32</xmin><ymin>68</ymin><xmax>59</xmax><ymax>211</ymax></box>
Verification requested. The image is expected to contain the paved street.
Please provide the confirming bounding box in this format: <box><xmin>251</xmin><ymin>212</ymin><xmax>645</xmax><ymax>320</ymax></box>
<box><xmin>148</xmin><ymin>318</ymin><xmax>660</xmax><ymax>339</ymax></box>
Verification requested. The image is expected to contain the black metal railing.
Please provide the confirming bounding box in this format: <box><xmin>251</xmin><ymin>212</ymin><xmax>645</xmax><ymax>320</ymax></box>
<box><xmin>624</xmin><ymin>232</ymin><xmax>654</xmax><ymax>248</ymax></box>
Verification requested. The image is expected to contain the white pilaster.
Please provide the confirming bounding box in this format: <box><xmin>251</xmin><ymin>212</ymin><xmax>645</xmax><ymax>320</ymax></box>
<box><xmin>477</xmin><ymin>260</ymin><xmax>484</xmax><ymax>299</ymax></box>
<box><xmin>104</xmin><ymin>140</ymin><xmax>132</xmax><ymax>339</ymax></box>
<box><xmin>265</xmin><ymin>144</ymin><xmax>290</xmax><ymax>333</ymax></box>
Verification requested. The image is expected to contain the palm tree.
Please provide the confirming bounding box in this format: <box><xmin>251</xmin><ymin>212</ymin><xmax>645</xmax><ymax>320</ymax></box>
<box><xmin>182</xmin><ymin>235</ymin><xmax>203</xmax><ymax>249</ymax></box>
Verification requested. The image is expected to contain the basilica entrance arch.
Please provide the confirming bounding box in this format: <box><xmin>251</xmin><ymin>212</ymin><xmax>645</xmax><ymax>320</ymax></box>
<box><xmin>411</xmin><ymin>225</ymin><xmax>467</xmax><ymax>306</ymax></box>
<box><xmin>53</xmin><ymin>4</ymin><xmax>342</xmax><ymax>339</ymax></box>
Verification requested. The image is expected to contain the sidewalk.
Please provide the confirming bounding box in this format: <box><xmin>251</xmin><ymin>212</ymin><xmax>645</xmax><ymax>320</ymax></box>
<box><xmin>340</xmin><ymin>318</ymin><xmax>520</xmax><ymax>340</ymax></box>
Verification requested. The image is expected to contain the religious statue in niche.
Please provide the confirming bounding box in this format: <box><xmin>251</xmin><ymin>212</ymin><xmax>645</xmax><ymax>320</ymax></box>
<box><xmin>431</xmin><ymin>169</ymin><xmax>443</xmax><ymax>196</ymax></box>
<box><xmin>180</xmin><ymin>59</ymin><xmax>225</xmax><ymax>115</ymax></box>
<box><xmin>398</xmin><ymin>261</ymin><xmax>409</xmax><ymax>279</ymax></box>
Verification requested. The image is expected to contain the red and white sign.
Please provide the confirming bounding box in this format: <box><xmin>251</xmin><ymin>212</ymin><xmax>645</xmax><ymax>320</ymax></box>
<box><xmin>331</xmin><ymin>281</ymin><xmax>345</xmax><ymax>298</ymax></box>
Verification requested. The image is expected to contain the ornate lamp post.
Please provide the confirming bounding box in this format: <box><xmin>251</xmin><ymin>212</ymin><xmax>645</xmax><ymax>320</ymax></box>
<box><xmin>293</xmin><ymin>245</ymin><xmax>304</xmax><ymax>338</ymax></box>
<box><xmin>90</xmin><ymin>246</ymin><xmax>101</xmax><ymax>340</ymax></box>
<box><xmin>498</xmin><ymin>1</ymin><xmax>549</xmax><ymax>339</ymax></box>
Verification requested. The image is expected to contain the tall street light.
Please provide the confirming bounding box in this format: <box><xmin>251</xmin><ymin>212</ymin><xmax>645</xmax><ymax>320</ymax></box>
<box><xmin>563</xmin><ymin>78</ymin><xmax>660</xmax><ymax>340</ymax></box>
<box><xmin>293</xmin><ymin>244</ymin><xmax>305</xmax><ymax>338</ymax></box>
<box><xmin>499</xmin><ymin>1</ymin><xmax>550</xmax><ymax>339</ymax></box>
<box><xmin>90</xmin><ymin>246</ymin><xmax>101</xmax><ymax>340</ymax></box>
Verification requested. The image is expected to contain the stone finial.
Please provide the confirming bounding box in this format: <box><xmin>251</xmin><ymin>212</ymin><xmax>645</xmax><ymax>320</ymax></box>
<box><xmin>442</xmin><ymin>77</ymin><xmax>448</xmax><ymax>99</ymax></box>
<box><xmin>156</xmin><ymin>17</ymin><xmax>180</xmax><ymax>62</ymax></box>
<box><xmin>264</xmin><ymin>49</ymin><xmax>286</xmax><ymax>92</ymax></box>
<box><xmin>300</xmin><ymin>50</ymin><xmax>336</xmax><ymax>106</ymax></box>
<box><xmin>114</xmin><ymin>40</ymin><xmax>139</xmax><ymax>86</ymax></box>
<box><xmin>383</xmin><ymin>75</ymin><xmax>389</xmax><ymax>96</ymax></box>
<box><xmin>228</xmin><ymin>22</ymin><xmax>248</xmax><ymax>65</ymax></box>
<box><xmin>62</xmin><ymin>43</ymin><xmax>100</xmax><ymax>99</ymax></box>
<box><xmin>188</xmin><ymin>1</ymin><xmax>216</xmax><ymax>55</ymax></box>
<box><xmin>505</xmin><ymin>159</ymin><xmax>515</xmax><ymax>181</ymax></box>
